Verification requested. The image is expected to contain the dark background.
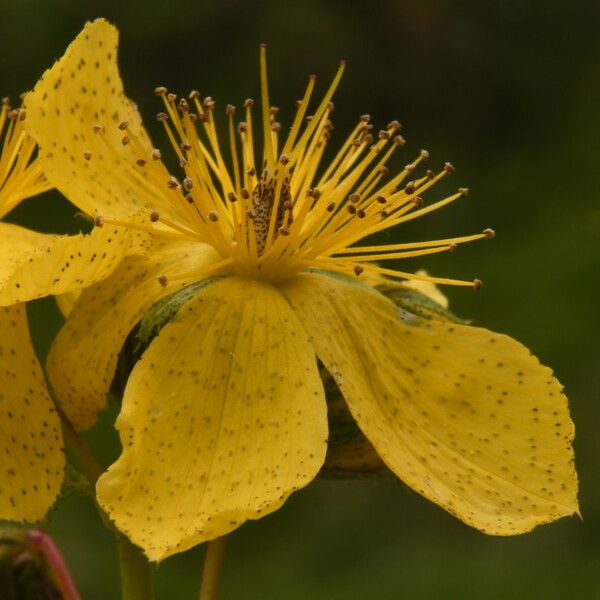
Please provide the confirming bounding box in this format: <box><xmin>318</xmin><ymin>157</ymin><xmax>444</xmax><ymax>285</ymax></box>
<box><xmin>1</xmin><ymin>1</ymin><xmax>598</xmax><ymax>598</ymax></box>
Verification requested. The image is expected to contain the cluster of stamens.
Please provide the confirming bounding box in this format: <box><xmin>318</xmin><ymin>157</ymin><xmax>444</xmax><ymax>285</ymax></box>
<box><xmin>90</xmin><ymin>46</ymin><xmax>493</xmax><ymax>287</ymax></box>
<box><xmin>0</xmin><ymin>98</ymin><xmax>49</xmax><ymax>217</ymax></box>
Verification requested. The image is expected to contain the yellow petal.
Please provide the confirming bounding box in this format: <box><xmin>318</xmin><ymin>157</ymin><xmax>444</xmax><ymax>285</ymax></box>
<box><xmin>47</xmin><ymin>240</ymin><xmax>218</xmax><ymax>430</ymax></box>
<box><xmin>282</xmin><ymin>273</ymin><xmax>579</xmax><ymax>534</ymax></box>
<box><xmin>0</xmin><ymin>222</ymin><xmax>53</xmax><ymax>281</ymax></box>
<box><xmin>97</xmin><ymin>276</ymin><xmax>327</xmax><ymax>561</ymax></box>
<box><xmin>24</xmin><ymin>19</ymin><xmax>173</xmax><ymax>219</ymax></box>
<box><xmin>0</xmin><ymin>304</ymin><xmax>64</xmax><ymax>521</ymax></box>
<box><xmin>54</xmin><ymin>290</ymin><xmax>80</xmax><ymax>318</ymax></box>
<box><xmin>0</xmin><ymin>219</ymin><xmax>150</xmax><ymax>305</ymax></box>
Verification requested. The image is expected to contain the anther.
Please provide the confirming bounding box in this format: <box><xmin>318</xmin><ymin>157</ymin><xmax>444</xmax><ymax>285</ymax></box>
<box><xmin>283</xmin><ymin>200</ymin><xmax>293</xmax><ymax>211</ymax></box>
<box><xmin>378</xmin><ymin>130</ymin><xmax>390</xmax><ymax>140</ymax></box>
<box><xmin>189</xmin><ymin>90</ymin><xmax>201</xmax><ymax>100</ymax></box>
<box><xmin>208</xmin><ymin>211</ymin><xmax>219</xmax><ymax>222</ymax></box>
<box><xmin>278</xmin><ymin>226</ymin><xmax>290</xmax><ymax>236</ymax></box>
<box><xmin>247</xmin><ymin>167</ymin><xmax>256</xmax><ymax>177</ymax></box>
<box><xmin>150</xmin><ymin>210</ymin><xmax>160</xmax><ymax>222</ymax></box>
<box><xmin>156</xmin><ymin>112</ymin><xmax>169</xmax><ymax>122</ymax></box>
<box><xmin>354</xmin><ymin>265</ymin><xmax>364</xmax><ymax>276</ymax></box>
<box><xmin>349</xmin><ymin>193</ymin><xmax>360</xmax><ymax>203</ymax></box>
<box><xmin>483</xmin><ymin>228</ymin><xmax>496</xmax><ymax>239</ymax></box>
<box><xmin>244</xmin><ymin>98</ymin><xmax>254</xmax><ymax>108</ymax></box>
<box><xmin>151</xmin><ymin>148</ymin><xmax>162</xmax><ymax>160</ymax></box>
<box><xmin>459</xmin><ymin>187</ymin><xmax>469</xmax><ymax>197</ymax></box>
<box><xmin>420</xmin><ymin>149</ymin><xmax>430</xmax><ymax>160</ymax></box>
<box><xmin>357</xmin><ymin>209</ymin><xmax>366</xmax><ymax>219</ymax></box>
<box><xmin>203</xmin><ymin>97</ymin><xmax>215</xmax><ymax>109</ymax></box>
<box><xmin>444</xmin><ymin>162</ymin><xmax>455</xmax><ymax>174</ymax></box>
<box><xmin>178</xmin><ymin>98</ymin><xmax>189</xmax><ymax>112</ymax></box>
<box><xmin>271</xmin><ymin>122</ymin><xmax>281</xmax><ymax>132</ymax></box>
<box><xmin>448</xmin><ymin>242</ymin><xmax>458</xmax><ymax>252</ymax></box>
<box><xmin>241</xmin><ymin>188</ymin><xmax>250</xmax><ymax>199</ymax></box>
<box><xmin>394</xmin><ymin>135</ymin><xmax>406</xmax><ymax>146</ymax></box>
<box><xmin>121</xmin><ymin>135</ymin><xmax>130</xmax><ymax>146</ymax></box>
<box><xmin>198</xmin><ymin>113</ymin><xmax>209</xmax><ymax>122</ymax></box>
<box><xmin>136</xmin><ymin>159</ymin><xmax>147</xmax><ymax>167</ymax></box>
<box><xmin>238</xmin><ymin>122</ymin><xmax>248</xmax><ymax>133</ymax></box>
<box><xmin>118</xmin><ymin>120</ymin><xmax>129</xmax><ymax>130</ymax></box>
<box><xmin>347</xmin><ymin>205</ymin><xmax>357</xmax><ymax>215</ymax></box>
<box><xmin>380</xmin><ymin>209</ymin><xmax>389</xmax><ymax>218</ymax></box>
<box><xmin>360</xmin><ymin>114</ymin><xmax>370</xmax><ymax>122</ymax></box>
<box><xmin>376</xmin><ymin>195</ymin><xmax>387</xmax><ymax>204</ymax></box>
<box><xmin>312</xmin><ymin>189</ymin><xmax>321</xmax><ymax>200</ymax></box>
<box><xmin>167</xmin><ymin>93</ymin><xmax>177</xmax><ymax>102</ymax></box>
<box><xmin>181</xmin><ymin>142</ymin><xmax>192</xmax><ymax>152</ymax></box>
<box><xmin>404</xmin><ymin>164</ymin><xmax>415</xmax><ymax>173</ymax></box>
<box><xmin>93</xmin><ymin>124</ymin><xmax>104</xmax><ymax>134</ymax></box>
<box><xmin>189</xmin><ymin>113</ymin><xmax>198</xmax><ymax>122</ymax></box>
<box><xmin>183</xmin><ymin>177</ymin><xmax>194</xmax><ymax>191</ymax></box>
<box><xmin>94</xmin><ymin>215</ymin><xmax>105</xmax><ymax>227</ymax></box>
<box><xmin>326</xmin><ymin>201</ymin><xmax>336</xmax><ymax>212</ymax></box>
<box><xmin>226</xmin><ymin>104</ymin><xmax>236</xmax><ymax>116</ymax></box>
<box><xmin>154</xmin><ymin>86</ymin><xmax>167</xmax><ymax>96</ymax></box>
<box><xmin>473</xmin><ymin>279</ymin><xmax>483</xmax><ymax>291</ymax></box>
<box><xmin>83</xmin><ymin>151</ymin><xmax>92</xmax><ymax>161</ymax></box>
<box><xmin>185</xmin><ymin>194</ymin><xmax>194</xmax><ymax>204</ymax></box>
<box><xmin>378</xmin><ymin>166</ymin><xmax>389</xmax><ymax>175</ymax></box>
<box><xmin>17</xmin><ymin>109</ymin><xmax>26</xmax><ymax>121</ymax></box>
<box><xmin>227</xmin><ymin>192</ymin><xmax>237</xmax><ymax>203</ymax></box>
<box><xmin>157</xmin><ymin>274</ymin><xmax>169</xmax><ymax>287</ymax></box>
<box><xmin>387</xmin><ymin>120</ymin><xmax>402</xmax><ymax>130</ymax></box>
<box><xmin>426</xmin><ymin>169</ymin><xmax>434</xmax><ymax>180</ymax></box>
<box><xmin>405</xmin><ymin>182</ymin><xmax>416</xmax><ymax>194</ymax></box>
<box><xmin>412</xmin><ymin>196</ymin><xmax>424</xmax><ymax>207</ymax></box>
<box><xmin>246</xmin><ymin>209</ymin><xmax>256</xmax><ymax>220</ymax></box>
<box><xmin>167</xmin><ymin>177</ymin><xmax>179</xmax><ymax>189</ymax></box>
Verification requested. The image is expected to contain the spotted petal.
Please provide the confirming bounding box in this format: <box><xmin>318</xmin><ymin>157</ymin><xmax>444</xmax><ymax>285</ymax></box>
<box><xmin>47</xmin><ymin>240</ymin><xmax>218</xmax><ymax>430</ymax></box>
<box><xmin>0</xmin><ymin>219</ymin><xmax>151</xmax><ymax>306</ymax></box>
<box><xmin>24</xmin><ymin>19</ymin><xmax>175</xmax><ymax>220</ymax></box>
<box><xmin>97</xmin><ymin>276</ymin><xmax>327</xmax><ymax>561</ymax></box>
<box><xmin>282</xmin><ymin>273</ymin><xmax>579</xmax><ymax>534</ymax></box>
<box><xmin>0</xmin><ymin>304</ymin><xmax>64</xmax><ymax>521</ymax></box>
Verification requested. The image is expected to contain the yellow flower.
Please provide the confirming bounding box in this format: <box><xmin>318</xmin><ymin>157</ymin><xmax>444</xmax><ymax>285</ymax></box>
<box><xmin>21</xmin><ymin>20</ymin><xmax>577</xmax><ymax>561</ymax></box>
<box><xmin>0</xmin><ymin>100</ymin><xmax>64</xmax><ymax>522</ymax></box>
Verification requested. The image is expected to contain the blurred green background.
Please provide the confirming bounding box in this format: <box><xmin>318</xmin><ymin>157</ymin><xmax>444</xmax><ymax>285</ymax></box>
<box><xmin>1</xmin><ymin>0</ymin><xmax>599</xmax><ymax>598</ymax></box>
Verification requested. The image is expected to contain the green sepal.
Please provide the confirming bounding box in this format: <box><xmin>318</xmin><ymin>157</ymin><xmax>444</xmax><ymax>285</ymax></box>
<box><xmin>381</xmin><ymin>285</ymin><xmax>470</xmax><ymax>324</ymax></box>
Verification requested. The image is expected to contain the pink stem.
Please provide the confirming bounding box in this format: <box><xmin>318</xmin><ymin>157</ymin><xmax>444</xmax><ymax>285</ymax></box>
<box><xmin>26</xmin><ymin>529</ymin><xmax>81</xmax><ymax>600</ymax></box>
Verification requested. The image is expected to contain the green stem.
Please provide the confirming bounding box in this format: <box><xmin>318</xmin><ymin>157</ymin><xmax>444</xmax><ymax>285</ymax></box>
<box><xmin>117</xmin><ymin>534</ymin><xmax>156</xmax><ymax>600</ymax></box>
<box><xmin>58</xmin><ymin>410</ymin><xmax>156</xmax><ymax>599</ymax></box>
<box><xmin>199</xmin><ymin>537</ymin><xmax>227</xmax><ymax>600</ymax></box>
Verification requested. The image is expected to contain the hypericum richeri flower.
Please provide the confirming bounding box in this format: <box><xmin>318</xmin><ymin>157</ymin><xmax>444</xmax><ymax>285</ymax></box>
<box><xmin>18</xmin><ymin>19</ymin><xmax>577</xmax><ymax>561</ymax></box>
<box><xmin>0</xmin><ymin>100</ymin><xmax>64</xmax><ymax>522</ymax></box>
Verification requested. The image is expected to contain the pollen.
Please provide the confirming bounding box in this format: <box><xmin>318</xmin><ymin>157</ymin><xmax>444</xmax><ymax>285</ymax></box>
<box><xmin>0</xmin><ymin>99</ymin><xmax>50</xmax><ymax>218</ymax></box>
<box><xmin>83</xmin><ymin>47</ymin><xmax>492</xmax><ymax>287</ymax></box>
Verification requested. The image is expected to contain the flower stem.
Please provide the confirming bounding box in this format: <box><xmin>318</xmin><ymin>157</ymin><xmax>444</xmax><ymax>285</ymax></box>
<box><xmin>58</xmin><ymin>409</ymin><xmax>156</xmax><ymax>599</ymax></box>
<box><xmin>199</xmin><ymin>537</ymin><xmax>227</xmax><ymax>600</ymax></box>
<box><xmin>58</xmin><ymin>409</ymin><xmax>103</xmax><ymax>483</ymax></box>
<box><xmin>117</xmin><ymin>534</ymin><xmax>156</xmax><ymax>600</ymax></box>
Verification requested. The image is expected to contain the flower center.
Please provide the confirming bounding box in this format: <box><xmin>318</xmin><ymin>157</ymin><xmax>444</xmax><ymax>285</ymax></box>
<box><xmin>90</xmin><ymin>46</ymin><xmax>493</xmax><ymax>287</ymax></box>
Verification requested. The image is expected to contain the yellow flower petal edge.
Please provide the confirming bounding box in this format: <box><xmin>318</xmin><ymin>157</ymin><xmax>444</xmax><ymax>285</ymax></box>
<box><xmin>0</xmin><ymin>215</ymin><xmax>152</xmax><ymax>306</ymax></box>
<box><xmin>97</xmin><ymin>276</ymin><xmax>328</xmax><ymax>561</ymax></box>
<box><xmin>281</xmin><ymin>273</ymin><xmax>579</xmax><ymax>534</ymax></box>
<box><xmin>47</xmin><ymin>240</ymin><xmax>218</xmax><ymax>430</ymax></box>
<box><xmin>24</xmin><ymin>19</ymin><xmax>176</xmax><ymax>220</ymax></box>
<box><xmin>0</xmin><ymin>304</ymin><xmax>64</xmax><ymax>521</ymax></box>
